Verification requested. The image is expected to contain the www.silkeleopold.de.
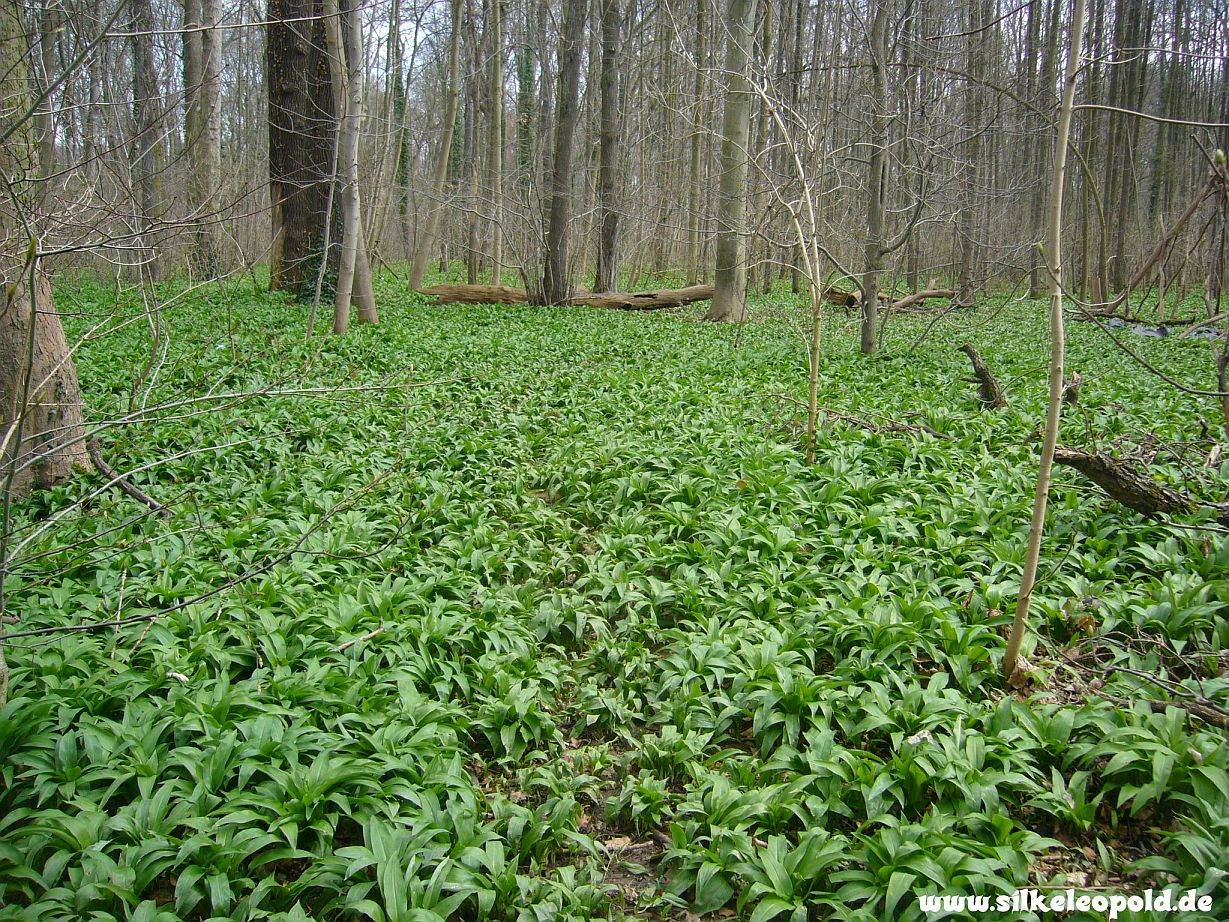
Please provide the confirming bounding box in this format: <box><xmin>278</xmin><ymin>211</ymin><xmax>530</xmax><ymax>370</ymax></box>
<box><xmin>917</xmin><ymin>888</ymin><xmax>1214</xmax><ymax>918</ymax></box>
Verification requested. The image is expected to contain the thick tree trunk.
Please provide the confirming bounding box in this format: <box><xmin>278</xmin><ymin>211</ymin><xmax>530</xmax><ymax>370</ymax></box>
<box><xmin>540</xmin><ymin>0</ymin><xmax>588</xmax><ymax>304</ymax></box>
<box><xmin>594</xmin><ymin>0</ymin><xmax>623</xmax><ymax>293</ymax></box>
<box><xmin>705</xmin><ymin>0</ymin><xmax>758</xmax><ymax>322</ymax></box>
<box><xmin>35</xmin><ymin>0</ymin><xmax>59</xmax><ymax>190</ymax></box>
<box><xmin>1</xmin><ymin>0</ymin><xmax>91</xmax><ymax>493</ymax></box>
<box><xmin>267</xmin><ymin>0</ymin><xmax>339</xmax><ymax>299</ymax></box>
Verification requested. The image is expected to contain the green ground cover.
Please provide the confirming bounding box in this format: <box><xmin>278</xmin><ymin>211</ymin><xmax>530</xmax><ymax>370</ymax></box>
<box><xmin>1</xmin><ymin>275</ymin><xmax>1226</xmax><ymax>919</ymax></box>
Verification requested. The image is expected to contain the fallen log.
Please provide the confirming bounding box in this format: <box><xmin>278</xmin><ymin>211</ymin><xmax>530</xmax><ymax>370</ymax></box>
<box><xmin>1053</xmin><ymin>446</ymin><xmax>1229</xmax><ymax>523</ymax></box>
<box><xmin>417</xmin><ymin>284</ymin><xmax>529</xmax><ymax>304</ymax></box>
<box><xmin>566</xmin><ymin>285</ymin><xmax>715</xmax><ymax>310</ymax></box>
<box><xmin>889</xmin><ymin>288</ymin><xmax>955</xmax><ymax>312</ymax></box>
<box><xmin>958</xmin><ymin>343</ymin><xmax>1007</xmax><ymax>409</ymax></box>
<box><xmin>417</xmin><ymin>283</ymin><xmax>714</xmax><ymax>311</ymax></box>
<box><xmin>823</xmin><ymin>286</ymin><xmax>861</xmax><ymax>308</ymax></box>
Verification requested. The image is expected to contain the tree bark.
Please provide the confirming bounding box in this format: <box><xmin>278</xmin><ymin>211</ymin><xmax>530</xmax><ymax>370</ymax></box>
<box><xmin>594</xmin><ymin>0</ymin><xmax>623</xmax><ymax>293</ymax></box>
<box><xmin>1028</xmin><ymin>0</ymin><xmax>1062</xmax><ymax>297</ymax></box>
<box><xmin>959</xmin><ymin>342</ymin><xmax>1008</xmax><ymax>409</ymax></box>
<box><xmin>704</xmin><ymin>0</ymin><xmax>758</xmax><ymax>322</ymax></box>
<box><xmin>540</xmin><ymin>0</ymin><xmax>588</xmax><ymax>304</ymax></box>
<box><xmin>267</xmin><ymin>0</ymin><xmax>340</xmax><ymax>298</ymax></box>
<box><xmin>0</xmin><ymin>0</ymin><xmax>92</xmax><ymax>495</ymax></box>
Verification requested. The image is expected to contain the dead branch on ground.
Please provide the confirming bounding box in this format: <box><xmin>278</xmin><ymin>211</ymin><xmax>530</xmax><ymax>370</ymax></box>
<box><xmin>959</xmin><ymin>343</ymin><xmax>1008</xmax><ymax>408</ymax></box>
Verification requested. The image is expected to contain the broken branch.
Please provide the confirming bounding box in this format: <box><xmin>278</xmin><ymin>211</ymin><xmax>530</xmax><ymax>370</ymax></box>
<box><xmin>959</xmin><ymin>343</ymin><xmax>1008</xmax><ymax>409</ymax></box>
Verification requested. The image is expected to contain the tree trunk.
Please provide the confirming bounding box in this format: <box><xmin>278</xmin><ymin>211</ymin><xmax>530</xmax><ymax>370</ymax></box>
<box><xmin>35</xmin><ymin>0</ymin><xmax>59</xmax><ymax>191</ymax></box>
<box><xmin>1028</xmin><ymin>0</ymin><xmax>1062</xmax><ymax>297</ymax></box>
<box><xmin>540</xmin><ymin>0</ymin><xmax>588</xmax><ymax>304</ymax></box>
<box><xmin>0</xmin><ymin>1</ymin><xmax>91</xmax><ymax>489</ymax></box>
<box><xmin>267</xmin><ymin>0</ymin><xmax>339</xmax><ymax>298</ymax></box>
<box><xmin>704</xmin><ymin>0</ymin><xmax>758</xmax><ymax>322</ymax></box>
<box><xmin>593</xmin><ymin>0</ymin><xmax>623</xmax><ymax>292</ymax></box>
<box><xmin>409</xmin><ymin>0</ymin><xmax>463</xmax><ymax>289</ymax></box>
<box><xmin>484</xmin><ymin>0</ymin><xmax>504</xmax><ymax>284</ymax></box>
<box><xmin>860</xmin><ymin>0</ymin><xmax>889</xmax><ymax>353</ymax></box>
<box><xmin>420</xmin><ymin>282</ymin><xmax>713</xmax><ymax>310</ymax></box>
<box><xmin>185</xmin><ymin>0</ymin><xmax>223</xmax><ymax>277</ymax></box>
<box><xmin>1004</xmin><ymin>0</ymin><xmax>1085</xmax><ymax>681</ymax></box>
<box><xmin>954</xmin><ymin>0</ymin><xmax>991</xmax><ymax>307</ymax></box>
<box><xmin>685</xmin><ymin>0</ymin><xmax>708</xmax><ymax>285</ymax></box>
<box><xmin>324</xmin><ymin>0</ymin><xmax>377</xmax><ymax>331</ymax></box>
<box><xmin>130</xmin><ymin>0</ymin><xmax>164</xmax><ymax>282</ymax></box>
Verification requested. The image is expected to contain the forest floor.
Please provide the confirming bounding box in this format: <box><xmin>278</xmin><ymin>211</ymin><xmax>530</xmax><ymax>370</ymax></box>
<box><xmin>1</xmin><ymin>272</ymin><xmax>1226</xmax><ymax>920</ymax></box>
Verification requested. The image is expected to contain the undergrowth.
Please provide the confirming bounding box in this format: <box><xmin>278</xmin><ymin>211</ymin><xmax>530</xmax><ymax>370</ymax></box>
<box><xmin>1</xmin><ymin>273</ymin><xmax>1226</xmax><ymax>920</ymax></box>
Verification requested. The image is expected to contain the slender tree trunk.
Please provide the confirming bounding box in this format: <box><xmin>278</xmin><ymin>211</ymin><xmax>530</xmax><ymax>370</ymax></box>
<box><xmin>185</xmin><ymin>0</ymin><xmax>223</xmax><ymax>277</ymax></box>
<box><xmin>860</xmin><ymin>0</ymin><xmax>889</xmax><ymax>353</ymax></box>
<box><xmin>1028</xmin><ymin>0</ymin><xmax>1062</xmax><ymax>296</ymax></box>
<box><xmin>1005</xmin><ymin>0</ymin><xmax>1085</xmax><ymax>681</ymax></box>
<box><xmin>484</xmin><ymin>0</ymin><xmax>504</xmax><ymax>284</ymax></box>
<box><xmin>130</xmin><ymin>0</ymin><xmax>164</xmax><ymax>282</ymax></box>
<box><xmin>686</xmin><ymin>0</ymin><xmax>708</xmax><ymax>285</ymax></box>
<box><xmin>594</xmin><ymin>0</ymin><xmax>622</xmax><ymax>292</ymax></box>
<box><xmin>704</xmin><ymin>0</ymin><xmax>758</xmax><ymax>322</ymax></box>
<box><xmin>954</xmin><ymin>0</ymin><xmax>990</xmax><ymax>306</ymax></box>
<box><xmin>324</xmin><ymin>0</ymin><xmax>376</xmax><ymax>331</ymax></box>
<box><xmin>410</xmin><ymin>0</ymin><xmax>463</xmax><ymax>289</ymax></box>
<box><xmin>540</xmin><ymin>0</ymin><xmax>588</xmax><ymax>304</ymax></box>
<box><xmin>35</xmin><ymin>0</ymin><xmax>59</xmax><ymax>190</ymax></box>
